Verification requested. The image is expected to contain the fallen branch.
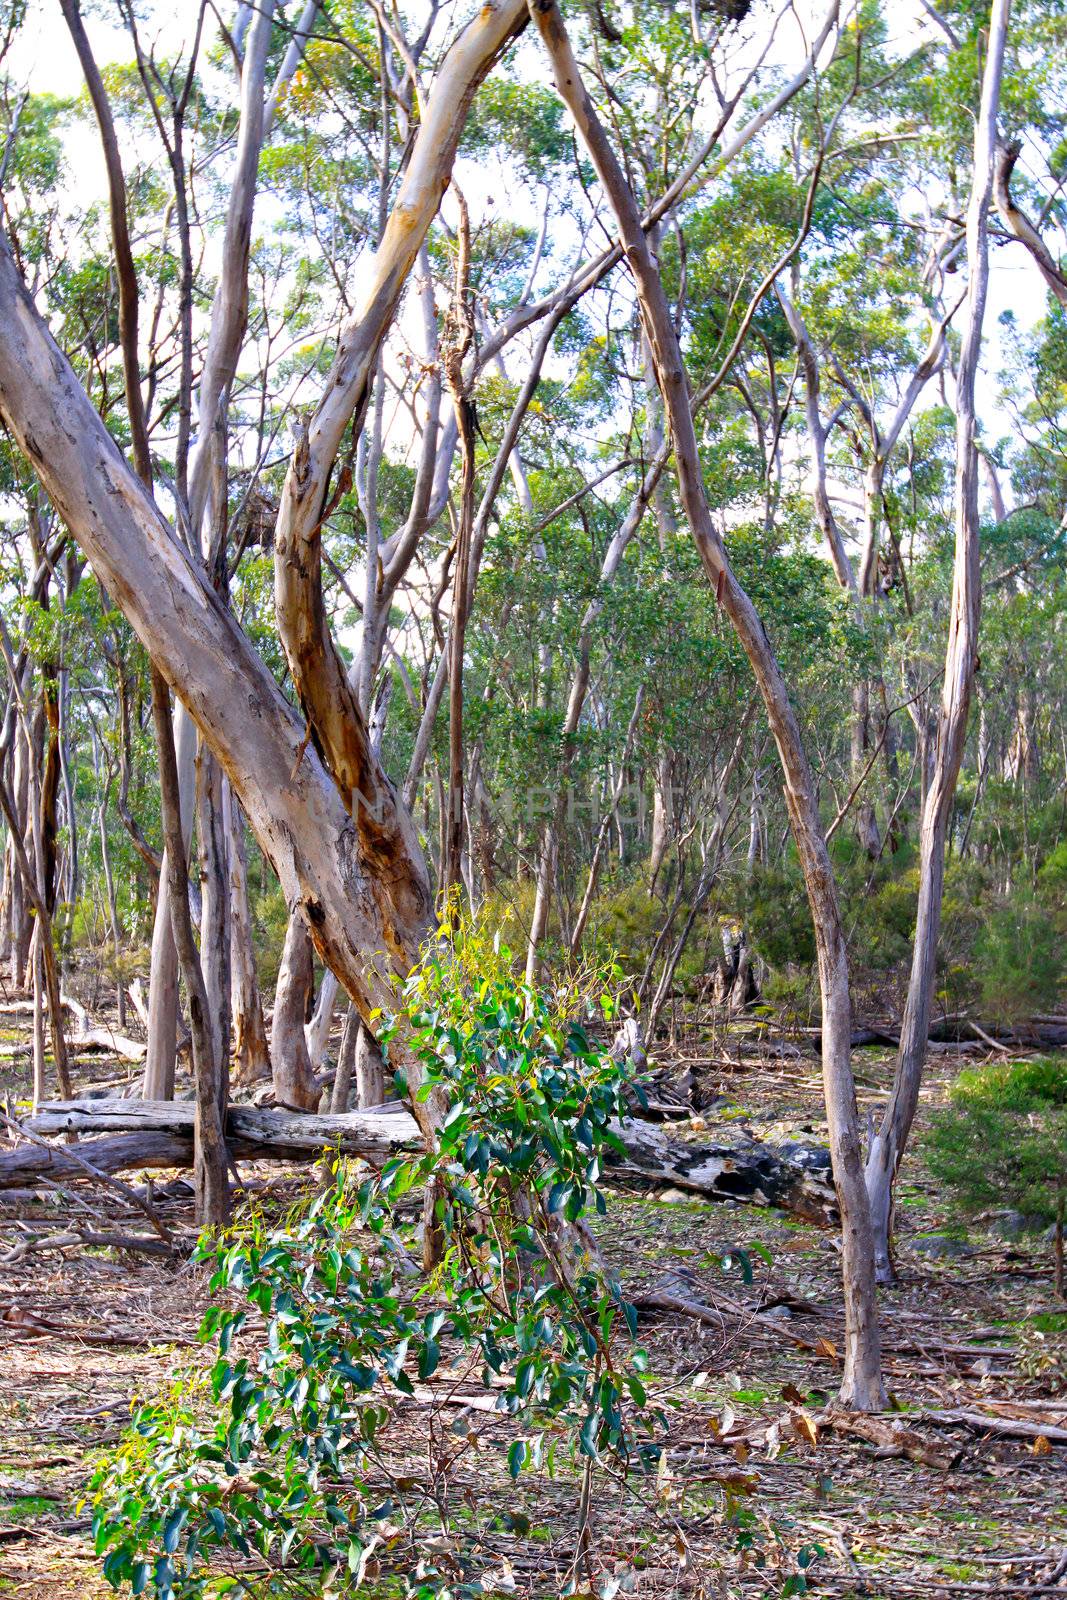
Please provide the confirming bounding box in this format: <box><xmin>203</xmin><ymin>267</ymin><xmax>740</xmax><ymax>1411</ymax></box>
<box><xmin>819</xmin><ymin>1406</ymin><xmax>961</xmax><ymax>1469</ymax></box>
<box><xmin>62</xmin><ymin>995</ymin><xmax>146</xmax><ymax>1060</ymax></box>
<box><xmin>919</xmin><ymin>1408</ymin><xmax>1067</xmax><ymax>1444</ymax></box>
<box><xmin>0</xmin><ymin>996</ymin><xmax>146</xmax><ymax>1059</ymax></box>
<box><xmin>606</xmin><ymin>1115</ymin><xmax>837</xmax><ymax>1221</ymax></box>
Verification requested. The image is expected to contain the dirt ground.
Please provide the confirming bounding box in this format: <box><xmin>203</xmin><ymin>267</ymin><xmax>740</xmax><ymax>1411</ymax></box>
<box><xmin>0</xmin><ymin>1029</ymin><xmax>1064</xmax><ymax>1599</ymax></box>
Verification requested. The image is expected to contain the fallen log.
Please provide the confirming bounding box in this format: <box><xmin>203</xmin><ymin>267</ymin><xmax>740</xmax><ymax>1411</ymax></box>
<box><xmin>25</xmin><ymin>1098</ymin><xmax>418</xmax><ymax>1154</ymax></box>
<box><xmin>0</xmin><ymin>997</ymin><xmax>147</xmax><ymax>1060</ymax></box>
<box><xmin>7</xmin><ymin>1100</ymin><xmax>838</xmax><ymax>1220</ymax></box>
<box><xmin>603</xmin><ymin>1116</ymin><xmax>836</xmax><ymax>1221</ymax></box>
<box><xmin>920</xmin><ymin>1408</ymin><xmax>1067</xmax><ymax>1445</ymax></box>
<box><xmin>62</xmin><ymin>996</ymin><xmax>146</xmax><ymax>1061</ymax></box>
<box><xmin>0</xmin><ymin>1131</ymin><xmax>196</xmax><ymax>1186</ymax></box>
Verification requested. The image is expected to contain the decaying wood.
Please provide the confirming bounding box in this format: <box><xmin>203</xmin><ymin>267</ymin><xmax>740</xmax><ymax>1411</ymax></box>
<box><xmin>819</xmin><ymin>1407</ymin><xmax>961</xmax><ymax>1469</ymax></box>
<box><xmin>8</xmin><ymin>1100</ymin><xmax>844</xmax><ymax>1222</ymax></box>
<box><xmin>0</xmin><ymin>1108</ymin><xmax>172</xmax><ymax>1241</ymax></box>
<box><xmin>22</xmin><ymin>1097</ymin><xmax>416</xmax><ymax>1155</ymax></box>
<box><xmin>604</xmin><ymin>1116</ymin><xmax>836</xmax><ymax>1219</ymax></box>
<box><xmin>0</xmin><ymin>1131</ymin><xmax>197</xmax><ymax>1187</ymax></box>
<box><xmin>920</xmin><ymin>1409</ymin><xmax>1067</xmax><ymax>1445</ymax></box>
<box><xmin>63</xmin><ymin>997</ymin><xmax>146</xmax><ymax>1061</ymax></box>
<box><xmin>9</xmin><ymin>1101</ymin><xmax>839</xmax><ymax>1219</ymax></box>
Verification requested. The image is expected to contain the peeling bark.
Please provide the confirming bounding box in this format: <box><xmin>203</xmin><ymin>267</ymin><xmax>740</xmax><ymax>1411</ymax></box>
<box><xmin>272</xmin><ymin>0</ymin><xmax>528</xmax><ymax>961</ymax></box>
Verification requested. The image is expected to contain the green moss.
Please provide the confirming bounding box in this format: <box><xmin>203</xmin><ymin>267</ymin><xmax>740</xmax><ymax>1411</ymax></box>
<box><xmin>0</xmin><ymin>1494</ymin><xmax>59</xmax><ymax>1520</ymax></box>
<box><xmin>1031</xmin><ymin>1311</ymin><xmax>1067</xmax><ymax>1333</ymax></box>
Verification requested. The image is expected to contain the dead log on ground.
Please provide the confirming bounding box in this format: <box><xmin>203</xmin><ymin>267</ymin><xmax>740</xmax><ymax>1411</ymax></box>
<box><xmin>819</xmin><ymin>1407</ymin><xmax>961</xmax><ymax>1469</ymax></box>
<box><xmin>605</xmin><ymin>1116</ymin><xmax>836</xmax><ymax>1221</ymax></box>
<box><xmin>6</xmin><ymin>1100</ymin><xmax>838</xmax><ymax>1219</ymax></box>
<box><xmin>0</xmin><ymin>997</ymin><xmax>146</xmax><ymax>1060</ymax></box>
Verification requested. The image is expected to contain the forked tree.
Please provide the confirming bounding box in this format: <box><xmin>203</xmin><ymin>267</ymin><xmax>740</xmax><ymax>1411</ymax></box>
<box><xmin>0</xmin><ymin>0</ymin><xmax>890</xmax><ymax>1406</ymax></box>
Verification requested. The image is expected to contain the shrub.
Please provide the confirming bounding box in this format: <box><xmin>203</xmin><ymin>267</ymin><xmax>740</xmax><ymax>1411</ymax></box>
<box><xmin>744</xmin><ymin>865</ymin><xmax>815</xmax><ymax>971</ymax></box>
<box><xmin>923</xmin><ymin>1056</ymin><xmax>1067</xmax><ymax>1297</ymax></box>
<box><xmin>90</xmin><ymin>925</ymin><xmax>658</xmax><ymax>1598</ymax></box>
<box><xmin>973</xmin><ymin>886</ymin><xmax>1065</xmax><ymax>1023</ymax></box>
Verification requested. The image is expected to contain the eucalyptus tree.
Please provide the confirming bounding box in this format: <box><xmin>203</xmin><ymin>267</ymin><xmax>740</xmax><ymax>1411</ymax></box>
<box><xmin>864</xmin><ymin>0</ymin><xmax>1011</xmax><ymax>1282</ymax></box>
<box><xmin>0</xmin><ymin>0</ymin><xmax>901</xmax><ymax>1402</ymax></box>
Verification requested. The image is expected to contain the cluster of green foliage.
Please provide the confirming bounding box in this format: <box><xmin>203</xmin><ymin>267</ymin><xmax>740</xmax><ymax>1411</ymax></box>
<box><xmin>739</xmin><ymin>844</ymin><xmax>1067</xmax><ymax>1026</ymax></box>
<box><xmin>923</xmin><ymin>1057</ymin><xmax>1067</xmax><ymax>1289</ymax></box>
<box><xmin>91</xmin><ymin>929</ymin><xmax>658</xmax><ymax>1598</ymax></box>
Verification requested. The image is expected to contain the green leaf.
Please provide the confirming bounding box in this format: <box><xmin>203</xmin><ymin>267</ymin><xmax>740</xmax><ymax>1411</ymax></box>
<box><xmin>578</xmin><ymin>1412</ymin><xmax>599</xmax><ymax>1459</ymax></box>
<box><xmin>102</xmin><ymin>1550</ymin><xmax>129</xmax><ymax>1587</ymax></box>
<box><xmin>418</xmin><ymin>1338</ymin><xmax>440</xmax><ymax>1379</ymax></box>
<box><xmin>337</xmin><ymin>1359</ymin><xmax>376</xmax><ymax>1391</ymax></box>
<box><xmin>162</xmin><ymin>1506</ymin><xmax>188</xmax><ymax>1554</ymax></box>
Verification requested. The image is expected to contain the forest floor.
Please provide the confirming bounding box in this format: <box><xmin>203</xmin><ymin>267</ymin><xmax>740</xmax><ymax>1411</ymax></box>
<box><xmin>0</xmin><ymin>1018</ymin><xmax>1064</xmax><ymax>1599</ymax></box>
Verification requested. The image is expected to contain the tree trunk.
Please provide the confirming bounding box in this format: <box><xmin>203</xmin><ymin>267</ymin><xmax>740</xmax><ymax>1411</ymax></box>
<box><xmin>865</xmin><ymin>0</ymin><xmax>1010</xmax><ymax>1286</ymax></box>
<box><xmin>532</xmin><ymin>0</ymin><xmax>884</xmax><ymax>1408</ymax></box>
<box><xmin>151</xmin><ymin>669</ymin><xmax>228</xmax><ymax>1227</ymax></box>
<box><xmin>441</xmin><ymin>201</ymin><xmax>477</xmax><ymax>904</ymax></box>
<box><xmin>143</xmin><ymin>708</ymin><xmax>196</xmax><ymax>1100</ymax></box>
<box><xmin>271</xmin><ymin>0</ymin><xmax>528</xmax><ymax>963</ymax></box>
<box><xmin>136</xmin><ymin>0</ymin><xmax>277</xmax><ymax>1104</ymax></box>
<box><xmin>271</xmin><ymin>911</ymin><xmax>319</xmax><ymax>1111</ymax></box>
<box><xmin>305</xmin><ymin>970</ymin><xmax>339</xmax><ymax>1072</ymax></box>
<box><xmin>31</xmin><ymin>930</ymin><xmax>46</xmax><ymax>1109</ymax></box>
<box><xmin>330</xmin><ymin>1003</ymin><xmax>360</xmax><ymax>1113</ymax></box>
<box><xmin>196</xmin><ymin>740</ymin><xmax>231</xmax><ymax>1119</ymax></box>
<box><xmin>0</xmin><ymin>761</ymin><xmax>70</xmax><ymax>1099</ymax></box>
<box><xmin>227</xmin><ymin>785</ymin><xmax>270</xmax><ymax>1085</ymax></box>
<box><xmin>355</xmin><ymin>1022</ymin><xmax>386</xmax><ymax>1109</ymax></box>
<box><xmin>649</xmin><ymin>752</ymin><xmax>674</xmax><ymax>887</ymax></box>
<box><xmin>0</xmin><ymin>244</ymin><xmax>431</xmax><ymax>1024</ymax></box>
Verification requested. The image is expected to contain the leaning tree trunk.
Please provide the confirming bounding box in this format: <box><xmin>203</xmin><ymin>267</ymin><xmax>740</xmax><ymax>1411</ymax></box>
<box><xmin>0</xmin><ymin>241</ymin><xmax>434</xmax><ymax>1021</ymax></box>
<box><xmin>532</xmin><ymin>0</ymin><xmax>884</xmax><ymax>1408</ymax></box>
<box><xmin>864</xmin><ymin>0</ymin><xmax>1010</xmax><ymax>1287</ymax></box>
<box><xmin>6</xmin><ymin>0</ymin><xmax>470</xmax><ymax>1069</ymax></box>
